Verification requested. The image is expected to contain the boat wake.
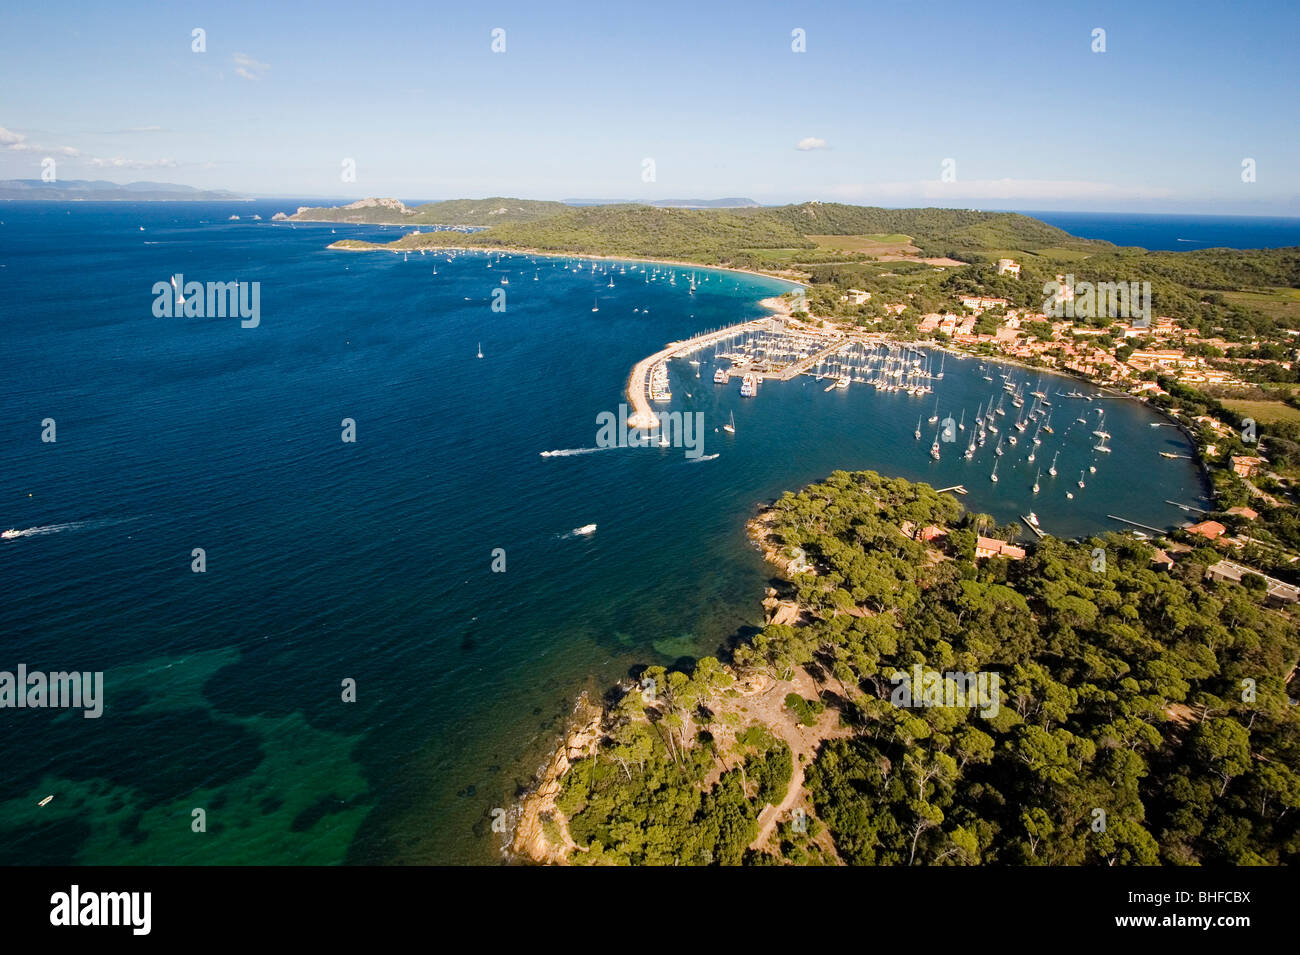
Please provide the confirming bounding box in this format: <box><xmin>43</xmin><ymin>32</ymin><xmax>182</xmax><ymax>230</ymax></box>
<box><xmin>3</xmin><ymin>521</ymin><xmax>92</xmax><ymax>540</ymax></box>
<box><xmin>689</xmin><ymin>453</ymin><xmax>720</xmax><ymax>462</ymax></box>
<box><xmin>539</xmin><ymin>446</ymin><xmax>619</xmax><ymax>458</ymax></box>
<box><xmin>2</xmin><ymin>517</ymin><xmax>137</xmax><ymax>541</ymax></box>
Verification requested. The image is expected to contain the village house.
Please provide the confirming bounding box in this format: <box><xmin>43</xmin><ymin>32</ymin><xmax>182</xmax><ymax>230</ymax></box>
<box><xmin>975</xmin><ymin>536</ymin><xmax>1026</xmax><ymax>560</ymax></box>
<box><xmin>959</xmin><ymin>295</ymin><xmax>1010</xmax><ymax>313</ymax></box>
<box><xmin>1127</xmin><ymin>349</ymin><xmax>1199</xmax><ymax>370</ymax></box>
<box><xmin>840</xmin><ymin>289</ymin><xmax>871</xmax><ymax>305</ymax></box>
<box><xmin>1226</xmin><ymin>505</ymin><xmax>1259</xmax><ymax>521</ymax></box>
<box><xmin>1231</xmin><ymin>455</ymin><xmax>1266</xmax><ymax>478</ymax></box>
<box><xmin>996</xmin><ymin>259</ymin><xmax>1021</xmax><ymax>276</ymax></box>
<box><xmin>1187</xmin><ymin>520</ymin><xmax>1227</xmax><ymax>540</ymax></box>
<box><xmin>1151</xmin><ymin>548</ymin><xmax>1175</xmax><ymax>571</ymax></box>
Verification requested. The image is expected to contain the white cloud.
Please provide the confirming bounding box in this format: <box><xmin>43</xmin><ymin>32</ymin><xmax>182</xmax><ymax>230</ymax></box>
<box><xmin>796</xmin><ymin>137</ymin><xmax>829</xmax><ymax>151</ymax></box>
<box><xmin>828</xmin><ymin>178</ymin><xmax>1173</xmax><ymax>202</ymax></box>
<box><xmin>0</xmin><ymin>126</ymin><xmax>79</xmax><ymax>156</ymax></box>
<box><xmin>120</xmin><ymin>125</ymin><xmax>164</xmax><ymax>134</ymax></box>
<box><xmin>232</xmin><ymin>53</ymin><xmax>270</xmax><ymax>80</ymax></box>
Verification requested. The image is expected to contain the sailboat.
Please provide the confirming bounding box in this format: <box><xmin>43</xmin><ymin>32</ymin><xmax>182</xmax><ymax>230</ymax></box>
<box><xmin>1048</xmin><ymin>451</ymin><xmax>1058</xmax><ymax>476</ymax></box>
<box><xmin>958</xmin><ymin>409</ymin><xmax>965</xmax><ymax>431</ymax></box>
<box><xmin>930</xmin><ymin>426</ymin><xmax>941</xmax><ymax>461</ymax></box>
<box><xmin>928</xmin><ymin>397</ymin><xmax>939</xmax><ymax>424</ymax></box>
<box><xmin>591</xmin><ymin>298</ymin><xmax>599</xmax><ymax>313</ymax></box>
<box><xmin>1032</xmin><ymin>470</ymin><xmax>1041</xmax><ymax>494</ymax></box>
<box><xmin>477</xmin><ymin>342</ymin><xmax>483</xmax><ymax>359</ymax></box>
<box><xmin>724</xmin><ymin>412</ymin><xmax>735</xmax><ymax>434</ymax></box>
<box><xmin>1078</xmin><ymin>471</ymin><xmax>1086</xmax><ymax>489</ymax></box>
<box><xmin>990</xmin><ymin>457</ymin><xmax>999</xmax><ymax>483</ymax></box>
<box><xmin>915</xmin><ymin>415</ymin><xmax>923</xmax><ymax>440</ymax></box>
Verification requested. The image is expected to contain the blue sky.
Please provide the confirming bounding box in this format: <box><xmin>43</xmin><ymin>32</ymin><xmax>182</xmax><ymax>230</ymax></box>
<box><xmin>2</xmin><ymin>0</ymin><xmax>1297</xmax><ymax>212</ymax></box>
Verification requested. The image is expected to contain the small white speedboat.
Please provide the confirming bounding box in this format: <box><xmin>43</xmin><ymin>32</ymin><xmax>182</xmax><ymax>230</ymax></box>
<box><xmin>573</xmin><ymin>524</ymin><xmax>597</xmax><ymax>536</ymax></box>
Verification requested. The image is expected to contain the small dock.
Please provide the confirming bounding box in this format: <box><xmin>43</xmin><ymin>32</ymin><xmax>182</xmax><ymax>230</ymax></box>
<box><xmin>1020</xmin><ymin>516</ymin><xmax>1045</xmax><ymax>539</ymax></box>
<box><xmin>935</xmin><ymin>485</ymin><xmax>968</xmax><ymax>495</ymax></box>
<box><xmin>1165</xmin><ymin>499</ymin><xmax>1209</xmax><ymax>514</ymax></box>
<box><xmin>1107</xmin><ymin>514</ymin><xmax>1170</xmax><ymax>535</ymax></box>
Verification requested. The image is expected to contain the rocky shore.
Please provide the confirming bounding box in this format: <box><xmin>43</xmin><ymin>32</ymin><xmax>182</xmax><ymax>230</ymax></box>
<box><xmin>509</xmin><ymin>692</ymin><xmax>604</xmax><ymax>864</ymax></box>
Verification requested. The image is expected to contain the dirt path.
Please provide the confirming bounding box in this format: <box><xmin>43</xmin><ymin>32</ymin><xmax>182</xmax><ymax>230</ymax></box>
<box><xmin>744</xmin><ymin>668</ymin><xmax>853</xmax><ymax>854</ymax></box>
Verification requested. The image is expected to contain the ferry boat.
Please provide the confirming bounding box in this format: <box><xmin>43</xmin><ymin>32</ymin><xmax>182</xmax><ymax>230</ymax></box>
<box><xmin>713</xmin><ymin>367</ymin><xmax>729</xmax><ymax>383</ymax></box>
<box><xmin>740</xmin><ymin>374</ymin><xmax>759</xmax><ymax>398</ymax></box>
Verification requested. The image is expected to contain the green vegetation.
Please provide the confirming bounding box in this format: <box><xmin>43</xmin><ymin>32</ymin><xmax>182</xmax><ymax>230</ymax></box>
<box><xmin>292</xmin><ymin>196</ymin><xmax>568</xmax><ymax>226</ymax></box>
<box><xmin>745</xmin><ymin>470</ymin><xmax>1300</xmax><ymax>865</ymax></box>
<box><xmin>553</xmin><ymin>471</ymin><xmax>1300</xmax><ymax>865</ymax></box>
<box><xmin>554</xmin><ymin>660</ymin><xmax>793</xmax><ymax>865</ymax></box>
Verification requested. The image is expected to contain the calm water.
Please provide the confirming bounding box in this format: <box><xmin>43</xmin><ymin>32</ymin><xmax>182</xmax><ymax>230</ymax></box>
<box><xmin>0</xmin><ymin>201</ymin><xmax>1209</xmax><ymax>864</ymax></box>
<box><xmin>1024</xmin><ymin>210</ymin><xmax>1300</xmax><ymax>251</ymax></box>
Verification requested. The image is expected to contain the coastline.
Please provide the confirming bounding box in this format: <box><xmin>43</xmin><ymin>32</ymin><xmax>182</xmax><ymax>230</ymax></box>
<box><xmin>506</xmin><ymin>497</ymin><xmax>850</xmax><ymax>865</ymax></box>
<box><xmin>324</xmin><ymin>237</ymin><xmax>809</xmax><ymax>292</ymax></box>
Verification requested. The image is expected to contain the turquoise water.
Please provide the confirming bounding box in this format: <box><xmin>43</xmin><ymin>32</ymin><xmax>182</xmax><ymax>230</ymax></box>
<box><xmin>0</xmin><ymin>202</ymin><xmax>1209</xmax><ymax>864</ymax></box>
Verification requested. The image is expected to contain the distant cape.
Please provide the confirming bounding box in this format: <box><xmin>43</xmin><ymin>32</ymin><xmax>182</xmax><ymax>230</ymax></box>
<box><xmin>0</xmin><ymin>180</ymin><xmax>245</xmax><ymax>201</ymax></box>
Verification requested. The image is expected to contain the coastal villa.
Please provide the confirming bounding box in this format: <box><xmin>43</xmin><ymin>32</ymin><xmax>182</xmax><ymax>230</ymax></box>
<box><xmin>840</xmin><ymin>289</ymin><xmax>871</xmax><ymax>305</ymax></box>
<box><xmin>1206</xmin><ymin>559</ymin><xmax>1300</xmax><ymax>605</ymax></box>
<box><xmin>1226</xmin><ymin>505</ymin><xmax>1260</xmax><ymax>521</ymax></box>
<box><xmin>996</xmin><ymin>259</ymin><xmax>1021</xmax><ymax>276</ymax></box>
<box><xmin>883</xmin><ymin>303</ymin><xmax>907</xmax><ymax>316</ymax></box>
<box><xmin>1187</xmin><ymin>520</ymin><xmax>1227</xmax><ymax>541</ymax></box>
<box><xmin>1231</xmin><ymin>455</ymin><xmax>1266</xmax><ymax>478</ymax></box>
<box><xmin>974</xmin><ymin>536</ymin><xmax>1026</xmax><ymax>560</ymax></box>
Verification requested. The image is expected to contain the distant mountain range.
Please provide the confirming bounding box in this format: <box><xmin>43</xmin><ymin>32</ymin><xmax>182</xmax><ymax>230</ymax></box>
<box><xmin>0</xmin><ymin>180</ymin><xmax>245</xmax><ymax>201</ymax></box>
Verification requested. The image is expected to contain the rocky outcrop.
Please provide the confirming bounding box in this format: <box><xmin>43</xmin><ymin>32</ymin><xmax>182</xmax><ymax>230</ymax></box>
<box><xmin>510</xmin><ymin>693</ymin><xmax>603</xmax><ymax>864</ymax></box>
<box><xmin>337</xmin><ymin>197</ymin><xmax>416</xmax><ymax>214</ymax></box>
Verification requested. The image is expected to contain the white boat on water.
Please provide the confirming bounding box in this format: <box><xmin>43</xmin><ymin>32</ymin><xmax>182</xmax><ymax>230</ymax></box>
<box><xmin>2</xmin><ymin>528</ymin><xmax>20</xmax><ymax>539</ymax></box>
<box><xmin>573</xmin><ymin>524</ymin><xmax>597</xmax><ymax>536</ymax></box>
<box><xmin>1026</xmin><ymin>511</ymin><xmax>1040</xmax><ymax>528</ymax></box>
<box><xmin>477</xmin><ymin>342</ymin><xmax>483</xmax><ymax>359</ymax></box>
<box><xmin>724</xmin><ymin>412</ymin><xmax>735</xmax><ymax>434</ymax></box>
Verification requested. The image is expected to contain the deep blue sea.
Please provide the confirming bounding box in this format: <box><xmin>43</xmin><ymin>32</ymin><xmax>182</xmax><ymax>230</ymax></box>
<box><xmin>1024</xmin><ymin>211</ymin><xmax>1300</xmax><ymax>251</ymax></box>
<box><xmin>0</xmin><ymin>201</ymin><xmax>1212</xmax><ymax>864</ymax></box>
